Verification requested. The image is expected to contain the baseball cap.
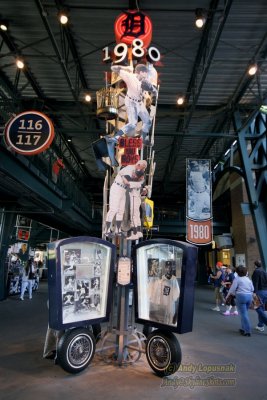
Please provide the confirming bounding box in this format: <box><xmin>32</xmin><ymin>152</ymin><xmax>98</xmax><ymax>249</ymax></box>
<box><xmin>216</xmin><ymin>261</ymin><xmax>223</xmax><ymax>268</ymax></box>
<box><xmin>165</xmin><ymin>260</ymin><xmax>172</xmax><ymax>267</ymax></box>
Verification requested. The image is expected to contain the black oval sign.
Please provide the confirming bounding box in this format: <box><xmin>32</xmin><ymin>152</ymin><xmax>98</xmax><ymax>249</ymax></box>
<box><xmin>4</xmin><ymin>110</ymin><xmax>55</xmax><ymax>155</ymax></box>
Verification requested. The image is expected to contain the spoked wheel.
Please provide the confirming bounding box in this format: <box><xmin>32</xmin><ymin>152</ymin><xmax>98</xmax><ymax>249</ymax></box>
<box><xmin>145</xmin><ymin>329</ymin><xmax>182</xmax><ymax>377</ymax></box>
<box><xmin>99</xmin><ymin>330</ymin><xmax>144</xmax><ymax>364</ymax></box>
<box><xmin>57</xmin><ymin>327</ymin><xmax>96</xmax><ymax>374</ymax></box>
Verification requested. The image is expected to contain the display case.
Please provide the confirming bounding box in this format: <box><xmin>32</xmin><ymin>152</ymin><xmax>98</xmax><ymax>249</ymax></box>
<box><xmin>133</xmin><ymin>239</ymin><xmax>197</xmax><ymax>334</ymax></box>
<box><xmin>47</xmin><ymin>236</ymin><xmax>116</xmax><ymax>330</ymax></box>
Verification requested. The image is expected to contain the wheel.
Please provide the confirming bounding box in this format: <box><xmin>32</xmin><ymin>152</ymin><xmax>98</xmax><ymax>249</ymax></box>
<box><xmin>57</xmin><ymin>327</ymin><xmax>96</xmax><ymax>374</ymax></box>
<box><xmin>145</xmin><ymin>329</ymin><xmax>182</xmax><ymax>377</ymax></box>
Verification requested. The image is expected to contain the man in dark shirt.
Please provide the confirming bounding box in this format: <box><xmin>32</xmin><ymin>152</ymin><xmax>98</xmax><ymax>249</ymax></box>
<box><xmin>252</xmin><ymin>260</ymin><xmax>267</xmax><ymax>332</ymax></box>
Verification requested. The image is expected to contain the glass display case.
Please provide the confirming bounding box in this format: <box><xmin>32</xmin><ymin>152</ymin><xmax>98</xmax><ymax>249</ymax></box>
<box><xmin>47</xmin><ymin>236</ymin><xmax>116</xmax><ymax>330</ymax></box>
<box><xmin>133</xmin><ymin>239</ymin><xmax>197</xmax><ymax>333</ymax></box>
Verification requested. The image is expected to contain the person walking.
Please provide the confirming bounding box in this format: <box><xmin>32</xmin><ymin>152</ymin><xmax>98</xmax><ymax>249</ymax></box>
<box><xmin>225</xmin><ymin>265</ymin><xmax>254</xmax><ymax>337</ymax></box>
<box><xmin>251</xmin><ymin>260</ymin><xmax>267</xmax><ymax>332</ymax></box>
<box><xmin>222</xmin><ymin>266</ymin><xmax>238</xmax><ymax>316</ymax></box>
<box><xmin>209</xmin><ymin>261</ymin><xmax>225</xmax><ymax>311</ymax></box>
<box><xmin>20</xmin><ymin>259</ymin><xmax>34</xmax><ymax>300</ymax></box>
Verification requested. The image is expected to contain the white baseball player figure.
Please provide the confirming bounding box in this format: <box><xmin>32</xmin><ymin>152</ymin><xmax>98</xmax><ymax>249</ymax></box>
<box><xmin>148</xmin><ymin>261</ymin><xmax>180</xmax><ymax>325</ymax></box>
<box><xmin>108</xmin><ymin>64</ymin><xmax>157</xmax><ymax>145</ymax></box>
<box><xmin>104</xmin><ymin>160</ymin><xmax>147</xmax><ymax>237</ymax></box>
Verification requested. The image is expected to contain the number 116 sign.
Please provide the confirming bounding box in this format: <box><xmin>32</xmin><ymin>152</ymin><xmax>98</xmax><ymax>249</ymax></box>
<box><xmin>4</xmin><ymin>110</ymin><xmax>55</xmax><ymax>155</ymax></box>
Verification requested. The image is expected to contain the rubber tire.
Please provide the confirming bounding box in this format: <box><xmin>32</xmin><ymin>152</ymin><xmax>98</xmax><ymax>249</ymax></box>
<box><xmin>145</xmin><ymin>329</ymin><xmax>182</xmax><ymax>377</ymax></box>
<box><xmin>57</xmin><ymin>327</ymin><xmax>96</xmax><ymax>374</ymax></box>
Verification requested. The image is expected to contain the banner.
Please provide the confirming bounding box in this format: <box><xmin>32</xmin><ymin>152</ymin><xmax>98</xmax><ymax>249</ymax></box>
<box><xmin>186</xmin><ymin>159</ymin><xmax>213</xmax><ymax>245</ymax></box>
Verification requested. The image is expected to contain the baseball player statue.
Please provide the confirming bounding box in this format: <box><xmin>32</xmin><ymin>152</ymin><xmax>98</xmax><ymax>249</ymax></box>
<box><xmin>106</xmin><ymin>63</ymin><xmax>158</xmax><ymax>145</ymax></box>
<box><xmin>126</xmin><ymin>178</ymin><xmax>149</xmax><ymax>240</ymax></box>
<box><xmin>104</xmin><ymin>160</ymin><xmax>147</xmax><ymax>238</ymax></box>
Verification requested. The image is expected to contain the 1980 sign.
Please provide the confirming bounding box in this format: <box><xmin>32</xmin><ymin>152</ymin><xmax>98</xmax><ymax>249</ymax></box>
<box><xmin>4</xmin><ymin>111</ymin><xmax>55</xmax><ymax>155</ymax></box>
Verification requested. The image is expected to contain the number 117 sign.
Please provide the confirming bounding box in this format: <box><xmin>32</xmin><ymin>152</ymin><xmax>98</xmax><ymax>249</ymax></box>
<box><xmin>4</xmin><ymin>110</ymin><xmax>55</xmax><ymax>155</ymax></box>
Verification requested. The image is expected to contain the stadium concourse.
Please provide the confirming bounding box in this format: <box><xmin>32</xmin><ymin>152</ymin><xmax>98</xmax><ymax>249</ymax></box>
<box><xmin>0</xmin><ymin>280</ymin><xmax>266</xmax><ymax>400</ymax></box>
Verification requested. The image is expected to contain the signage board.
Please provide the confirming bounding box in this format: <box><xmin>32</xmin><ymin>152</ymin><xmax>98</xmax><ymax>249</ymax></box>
<box><xmin>5</xmin><ymin>110</ymin><xmax>55</xmax><ymax>155</ymax></box>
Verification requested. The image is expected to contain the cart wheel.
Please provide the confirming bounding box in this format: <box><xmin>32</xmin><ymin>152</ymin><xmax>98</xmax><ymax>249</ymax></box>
<box><xmin>145</xmin><ymin>329</ymin><xmax>182</xmax><ymax>377</ymax></box>
<box><xmin>57</xmin><ymin>327</ymin><xmax>96</xmax><ymax>374</ymax></box>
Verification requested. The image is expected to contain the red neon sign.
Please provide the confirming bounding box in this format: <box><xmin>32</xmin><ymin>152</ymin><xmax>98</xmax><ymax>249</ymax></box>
<box><xmin>114</xmin><ymin>10</ymin><xmax>152</xmax><ymax>49</ymax></box>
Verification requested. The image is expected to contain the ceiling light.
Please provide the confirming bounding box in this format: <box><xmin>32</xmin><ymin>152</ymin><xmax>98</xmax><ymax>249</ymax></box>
<box><xmin>67</xmin><ymin>137</ymin><xmax>72</xmax><ymax>142</ymax></box>
<box><xmin>177</xmin><ymin>96</ymin><xmax>185</xmax><ymax>105</ymax></box>
<box><xmin>85</xmin><ymin>94</ymin><xmax>91</xmax><ymax>102</ymax></box>
<box><xmin>0</xmin><ymin>22</ymin><xmax>8</xmax><ymax>31</ymax></box>
<box><xmin>195</xmin><ymin>8</ymin><xmax>207</xmax><ymax>29</ymax></box>
<box><xmin>248</xmin><ymin>63</ymin><xmax>257</xmax><ymax>76</ymax></box>
<box><xmin>80</xmin><ymin>160</ymin><xmax>85</xmax><ymax>165</ymax></box>
<box><xmin>16</xmin><ymin>59</ymin><xmax>24</xmax><ymax>69</ymax></box>
<box><xmin>59</xmin><ymin>12</ymin><xmax>68</xmax><ymax>25</ymax></box>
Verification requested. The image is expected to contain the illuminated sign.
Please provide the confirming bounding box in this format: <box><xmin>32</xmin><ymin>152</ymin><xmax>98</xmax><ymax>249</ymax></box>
<box><xmin>114</xmin><ymin>10</ymin><xmax>152</xmax><ymax>49</ymax></box>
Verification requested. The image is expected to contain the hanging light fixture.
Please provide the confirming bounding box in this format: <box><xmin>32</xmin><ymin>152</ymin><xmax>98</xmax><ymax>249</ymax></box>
<box><xmin>16</xmin><ymin>59</ymin><xmax>24</xmax><ymax>69</ymax></box>
<box><xmin>85</xmin><ymin>94</ymin><xmax>92</xmax><ymax>102</ymax></box>
<box><xmin>58</xmin><ymin>10</ymin><xmax>69</xmax><ymax>25</ymax></box>
<box><xmin>0</xmin><ymin>21</ymin><xmax>8</xmax><ymax>31</ymax></box>
<box><xmin>177</xmin><ymin>96</ymin><xmax>185</xmax><ymax>106</ymax></box>
<box><xmin>248</xmin><ymin>63</ymin><xmax>258</xmax><ymax>76</ymax></box>
<box><xmin>195</xmin><ymin>8</ymin><xmax>207</xmax><ymax>29</ymax></box>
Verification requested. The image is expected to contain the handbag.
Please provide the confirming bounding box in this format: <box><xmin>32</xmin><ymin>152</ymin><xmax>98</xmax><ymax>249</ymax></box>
<box><xmin>250</xmin><ymin>294</ymin><xmax>262</xmax><ymax>310</ymax></box>
<box><xmin>28</xmin><ymin>271</ymin><xmax>35</xmax><ymax>280</ymax></box>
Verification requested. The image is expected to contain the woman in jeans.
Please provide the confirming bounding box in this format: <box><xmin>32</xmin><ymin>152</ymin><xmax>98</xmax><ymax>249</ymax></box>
<box><xmin>226</xmin><ymin>265</ymin><xmax>254</xmax><ymax>336</ymax></box>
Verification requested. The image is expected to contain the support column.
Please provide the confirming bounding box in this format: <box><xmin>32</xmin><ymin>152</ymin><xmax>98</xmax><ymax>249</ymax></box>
<box><xmin>234</xmin><ymin>111</ymin><xmax>267</xmax><ymax>270</ymax></box>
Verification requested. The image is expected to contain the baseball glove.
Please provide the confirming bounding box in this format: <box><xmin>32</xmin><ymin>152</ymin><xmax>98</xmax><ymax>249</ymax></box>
<box><xmin>141</xmin><ymin>79</ymin><xmax>155</xmax><ymax>93</ymax></box>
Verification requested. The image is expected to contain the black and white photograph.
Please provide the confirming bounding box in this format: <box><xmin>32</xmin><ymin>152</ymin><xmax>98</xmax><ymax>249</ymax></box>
<box><xmin>56</xmin><ymin>240</ymin><xmax>113</xmax><ymax>326</ymax></box>
<box><xmin>63</xmin><ymin>248</ymin><xmax>81</xmax><ymax>267</ymax></box>
<box><xmin>147</xmin><ymin>258</ymin><xmax>160</xmax><ymax>278</ymax></box>
<box><xmin>186</xmin><ymin>159</ymin><xmax>211</xmax><ymax>220</ymax></box>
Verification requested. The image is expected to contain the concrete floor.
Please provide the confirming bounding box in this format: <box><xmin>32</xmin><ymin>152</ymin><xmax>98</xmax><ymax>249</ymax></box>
<box><xmin>0</xmin><ymin>281</ymin><xmax>266</xmax><ymax>400</ymax></box>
